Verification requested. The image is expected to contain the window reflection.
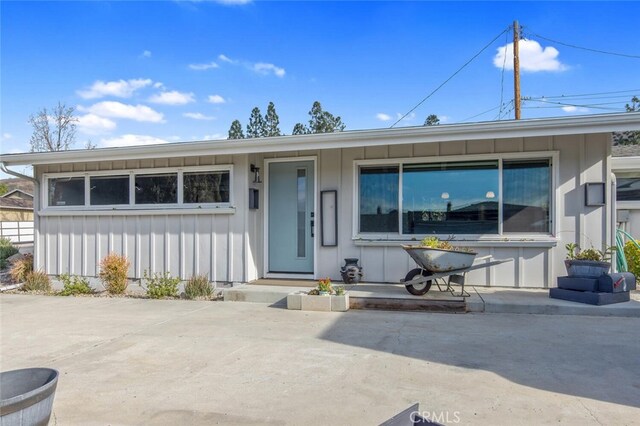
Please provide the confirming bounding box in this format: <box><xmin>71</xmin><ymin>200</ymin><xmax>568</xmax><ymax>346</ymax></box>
<box><xmin>402</xmin><ymin>161</ymin><xmax>499</xmax><ymax>234</ymax></box>
<box><xmin>48</xmin><ymin>177</ymin><xmax>85</xmax><ymax>207</ymax></box>
<box><xmin>503</xmin><ymin>160</ymin><xmax>551</xmax><ymax>232</ymax></box>
<box><xmin>616</xmin><ymin>174</ymin><xmax>640</xmax><ymax>201</ymax></box>
<box><xmin>359</xmin><ymin>166</ymin><xmax>399</xmax><ymax>233</ymax></box>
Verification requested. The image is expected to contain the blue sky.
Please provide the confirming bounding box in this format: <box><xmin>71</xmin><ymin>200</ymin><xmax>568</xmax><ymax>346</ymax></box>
<box><xmin>1</xmin><ymin>1</ymin><xmax>639</xmax><ymax>156</ymax></box>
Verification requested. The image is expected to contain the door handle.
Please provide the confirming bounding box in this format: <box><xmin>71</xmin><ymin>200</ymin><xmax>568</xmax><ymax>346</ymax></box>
<box><xmin>310</xmin><ymin>220</ymin><xmax>314</xmax><ymax>237</ymax></box>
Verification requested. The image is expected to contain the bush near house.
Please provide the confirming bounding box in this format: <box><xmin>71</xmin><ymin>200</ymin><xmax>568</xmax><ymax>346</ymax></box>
<box><xmin>10</xmin><ymin>254</ymin><xmax>33</xmax><ymax>283</ymax></box>
<box><xmin>143</xmin><ymin>270</ymin><xmax>180</xmax><ymax>299</ymax></box>
<box><xmin>58</xmin><ymin>273</ymin><xmax>94</xmax><ymax>296</ymax></box>
<box><xmin>23</xmin><ymin>271</ymin><xmax>52</xmax><ymax>292</ymax></box>
<box><xmin>0</xmin><ymin>237</ymin><xmax>19</xmax><ymax>269</ymax></box>
<box><xmin>624</xmin><ymin>240</ymin><xmax>640</xmax><ymax>278</ymax></box>
<box><xmin>184</xmin><ymin>274</ymin><xmax>213</xmax><ymax>299</ymax></box>
<box><xmin>99</xmin><ymin>253</ymin><xmax>130</xmax><ymax>294</ymax></box>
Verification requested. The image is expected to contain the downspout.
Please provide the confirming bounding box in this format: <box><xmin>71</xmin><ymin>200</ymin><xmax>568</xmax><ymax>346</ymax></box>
<box><xmin>0</xmin><ymin>162</ymin><xmax>37</xmax><ymax>183</ymax></box>
<box><xmin>611</xmin><ymin>172</ymin><xmax>617</xmax><ymax>271</ymax></box>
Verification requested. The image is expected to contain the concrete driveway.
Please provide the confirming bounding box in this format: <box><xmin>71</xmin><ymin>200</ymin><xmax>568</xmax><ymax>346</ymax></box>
<box><xmin>1</xmin><ymin>294</ymin><xmax>639</xmax><ymax>425</ymax></box>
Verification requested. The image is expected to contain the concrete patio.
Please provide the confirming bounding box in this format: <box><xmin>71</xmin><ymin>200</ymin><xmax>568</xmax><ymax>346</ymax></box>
<box><xmin>224</xmin><ymin>281</ymin><xmax>640</xmax><ymax>317</ymax></box>
<box><xmin>2</xmin><ymin>293</ymin><xmax>638</xmax><ymax>425</ymax></box>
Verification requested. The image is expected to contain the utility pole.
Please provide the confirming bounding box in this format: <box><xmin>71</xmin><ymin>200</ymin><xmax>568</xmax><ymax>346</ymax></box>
<box><xmin>513</xmin><ymin>20</ymin><xmax>521</xmax><ymax>120</ymax></box>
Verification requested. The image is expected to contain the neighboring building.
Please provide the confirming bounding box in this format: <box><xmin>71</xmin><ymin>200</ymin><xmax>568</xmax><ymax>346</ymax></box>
<box><xmin>0</xmin><ymin>196</ymin><xmax>33</xmax><ymax>221</ymax></box>
<box><xmin>2</xmin><ymin>113</ymin><xmax>640</xmax><ymax>288</ymax></box>
<box><xmin>613</xmin><ymin>145</ymin><xmax>640</xmax><ymax>237</ymax></box>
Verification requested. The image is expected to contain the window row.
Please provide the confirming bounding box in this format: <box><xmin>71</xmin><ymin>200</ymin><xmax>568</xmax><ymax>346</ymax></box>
<box><xmin>358</xmin><ymin>159</ymin><xmax>552</xmax><ymax>235</ymax></box>
<box><xmin>47</xmin><ymin>170</ymin><xmax>231</xmax><ymax>208</ymax></box>
<box><xmin>616</xmin><ymin>173</ymin><xmax>640</xmax><ymax>201</ymax></box>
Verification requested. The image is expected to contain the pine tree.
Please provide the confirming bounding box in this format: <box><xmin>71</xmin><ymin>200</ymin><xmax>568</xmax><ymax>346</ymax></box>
<box><xmin>264</xmin><ymin>102</ymin><xmax>282</xmax><ymax>137</ymax></box>
<box><xmin>424</xmin><ymin>114</ymin><xmax>440</xmax><ymax>126</ymax></box>
<box><xmin>227</xmin><ymin>119</ymin><xmax>245</xmax><ymax>140</ymax></box>
<box><xmin>246</xmin><ymin>107</ymin><xmax>266</xmax><ymax>138</ymax></box>
<box><xmin>292</xmin><ymin>123</ymin><xmax>309</xmax><ymax>135</ymax></box>
<box><xmin>307</xmin><ymin>101</ymin><xmax>346</xmax><ymax>133</ymax></box>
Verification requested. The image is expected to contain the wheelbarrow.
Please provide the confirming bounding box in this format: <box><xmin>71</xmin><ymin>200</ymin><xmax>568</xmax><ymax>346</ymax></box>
<box><xmin>400</xmin><ymin>245</ymin><xmax>512</xmax><ymax>297</ymax></box>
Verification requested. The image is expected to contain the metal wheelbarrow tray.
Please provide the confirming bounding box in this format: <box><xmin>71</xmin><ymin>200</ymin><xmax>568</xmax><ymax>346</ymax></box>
<box><xmin>400</xmin><ymin>245</ymin><xmax>512</xmax><ymax>297</ymax></box>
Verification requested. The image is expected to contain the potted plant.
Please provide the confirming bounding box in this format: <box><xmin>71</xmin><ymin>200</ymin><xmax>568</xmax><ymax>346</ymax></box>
<box><xmin>564</xmin><ymin>243</ymin><xmax>613</xmax><ymax>277</ymax></box>
<box><xmin>317</xmin><ymin>278</ymin><xmax>332</xmax><ymax>296</ymax></box>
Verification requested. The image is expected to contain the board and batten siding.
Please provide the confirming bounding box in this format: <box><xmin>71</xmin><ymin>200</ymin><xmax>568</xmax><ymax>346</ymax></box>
<box><xmin>34</xmin><ymin>154</ymin><xmax>260</xmax><ymax>284</ymax></box>
<box><xmin>263</xmin><ymin>133</ymin><xmax>612</xmax><ymax>288</ymax></box>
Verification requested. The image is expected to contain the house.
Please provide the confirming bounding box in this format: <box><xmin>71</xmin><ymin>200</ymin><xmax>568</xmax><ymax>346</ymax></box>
<box><xmin>612</xmin><ymin>144</ymin><xmax>640</xmax><ymax>236</ymax></box>
<box><xmin>0</xmin><ymin>179</ymin><xmax>35</xmax><ymax>221</ymax></box>
<box><xmin>2</xmin><ymin>112</ymin><xmax>640</xmax><ymax>288</ymax></box>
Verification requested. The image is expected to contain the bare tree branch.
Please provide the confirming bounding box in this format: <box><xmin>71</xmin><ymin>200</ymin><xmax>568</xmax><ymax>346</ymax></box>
<box><xmin>28</xmin><ymin>102</ymin><xmax>78</xmax><ymax>152</ymax></box>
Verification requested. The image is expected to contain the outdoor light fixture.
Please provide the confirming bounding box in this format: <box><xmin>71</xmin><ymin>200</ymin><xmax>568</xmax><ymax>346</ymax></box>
<box><xmin>441</xmin><ymin>192</ymin><xmax>450</xmax><ymax>199</ymax></box>
<box><xmin>250</xmin><ymin>164</ymin><xmax>262</xmax><ymax>184</ymax></box>
<box><xmin>485</xmin><ymin>191</ymin><xmax>496</xmax><ymax>199</ymax></box>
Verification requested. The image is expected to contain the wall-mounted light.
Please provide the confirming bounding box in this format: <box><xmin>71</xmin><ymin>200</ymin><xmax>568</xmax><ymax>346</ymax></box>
<box><xmin>250</xmin><ymin>164</ymin><xmax>262</xmax><ymax>184</ymax></box>
<box><xmin>441</xmin><ymin>192</ymin><xmax>450</xmax><ymax>199</ymax></box>
<box><xmin>485</xmin><ymin>191</ymin><xmax>496</xmax><ymax>199</ymax></box>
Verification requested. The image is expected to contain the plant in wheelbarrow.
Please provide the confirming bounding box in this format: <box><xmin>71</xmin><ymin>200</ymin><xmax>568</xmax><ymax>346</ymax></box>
<box><xmin>402</xmin><ymin>237</ymin><xmax>476</xmax><ymax>296</ymax></box>
<box><xmin>564</xmin><ymin>243</ymin><xmax>614</xmax><ymax>278</ymax></box>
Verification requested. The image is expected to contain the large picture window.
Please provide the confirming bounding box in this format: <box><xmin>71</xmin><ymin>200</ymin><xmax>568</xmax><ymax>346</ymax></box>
<box><xmin>616</xmin><ymin>173</ymin><xmax>640</xmax><ymax>201</ymax></box>
<box><xmin>135</xmin><ymin>173</ymin><xmax>178</xmax><ymax>204</ymax></box>
<box><xmin>357</xmin><ymin>157</ymin><xmax>552</xmax><ymax>236</ymax></box>
<box><xmin>403</xmin><ymin>161</ymin><xmax>499</xmax><ymax>234</ymax></box>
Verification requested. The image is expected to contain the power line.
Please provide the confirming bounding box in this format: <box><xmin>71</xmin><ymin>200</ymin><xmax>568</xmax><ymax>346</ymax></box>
<box><xmin>497</xmin><ymin>28</ymin><xmax>510</xmax><ymax>120</ymax></box>
<box><xmin>524</xmin><ymin>30</ymin><xmax>640</xmax><ymax>59</ymax></box>
<box><xmin>524</xmin><ymin>89</ymin><xmax>639</xmax><ymax>101</ymax></box>
<box><xmin>524</xmin><ymin>98</ymin><xmax>628</xmax><ymax>111</ymax></box>
<box><xmin>390</xmin><ymin>26</ymin><xmax>511</xmax><ymax>128</ymax></box>
<box><xmin>461</xmin><ymin>101</ymin><xmax>510</xmax><ymax>123</ymax></box>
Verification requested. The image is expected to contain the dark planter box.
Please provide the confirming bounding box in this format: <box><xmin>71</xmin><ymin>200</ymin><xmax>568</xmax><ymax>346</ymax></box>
<box><xmin>549</xmin><ymin>288</ymin><xmax>630</xmax><ymax>305</ymax></box>
<box><xmin>557</xmin><ymin>276</ymin><xmax>599</xmax><ymax>292</ymax></box>
<box><xmin>564</xmin><ymin>260</ymin><xmax>610</xmax><ymax>278</ymax></box>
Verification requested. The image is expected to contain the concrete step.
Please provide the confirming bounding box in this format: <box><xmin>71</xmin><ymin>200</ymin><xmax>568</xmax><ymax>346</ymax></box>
<box><xmin>223</xmin><ymin>284</ymin><xmax>307</xmax><ymax>305</ymax></box>
<box><xmin>349</xmin><ymin>296</ymin><xmax>466</xmax><ymax>313</ymax></box>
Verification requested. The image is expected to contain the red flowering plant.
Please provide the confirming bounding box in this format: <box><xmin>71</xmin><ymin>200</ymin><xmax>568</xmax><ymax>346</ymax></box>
<box><xmin>317</xmin><ymin>278</ymin><xmax>333</xmax><ymax>294</ymax></box>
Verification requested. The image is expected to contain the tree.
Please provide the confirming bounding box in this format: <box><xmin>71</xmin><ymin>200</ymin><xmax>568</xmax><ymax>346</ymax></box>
<box><xmin>246</xmin><ymin>107</ymin><xmax>266</xmax><ymax>138</ymax></box>
<box><xmin>424</xmin><ymin>114</ymin><xmax>440</xmax><ymax>126</ymax></box>
<box><xmin>613</xmin><ymin>96</ymin><xmax>640</xmax><ymax>145</ymax></box>
<box><xmin>28</xmin><ymin>102</ymin><xmax>78</xmax><ymax>152</ymax></box>
<box><xmin>0</xmin><ymin>183</ymin><xmax>8</xmax><ymax>196</ymax></box>
<box><xmin>292</xmin><ymin>123</ymin><xmax>310</xmax><ymax>135</ymax></box>
<box><xmin>307</xmin><ymin>101</ymin><xmax>346</xmax><ymax>133</ymax></box>
<box><xmin>228</xmin><ymin>119</ymin><xmax>245</xmax><ymax>140</ymax></box>
<box><xmin>264</xmin><ymin>102</ymin><xmax>282</xmax><ymax>137</ymax></box>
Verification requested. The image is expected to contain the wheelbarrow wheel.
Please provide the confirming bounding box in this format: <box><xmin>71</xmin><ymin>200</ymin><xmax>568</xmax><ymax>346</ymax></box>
<box><xmin>404</xmin><ymin>268</ymin><xmax>432</xmax><ymax>295</ymax></box>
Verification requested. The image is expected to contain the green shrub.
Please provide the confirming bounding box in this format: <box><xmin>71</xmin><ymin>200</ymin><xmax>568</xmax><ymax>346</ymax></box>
<box><xmin>58</xmin><ymin>273</ymin><xmax>94</xmax><ymax>296</ymax></box>
<box><xmin>10</xmin><ymin>254</ymin><xmax>33</xmax><ymax>282</ymax></box>
<box><xmin>143</xmin><ymin>270</ymin><xmax>180</xmax><ymax>299</ymax></box>
<box><xmin>99</xmin><ymin>253</ymin><xmax>130</xmax><ymax>294</ymax></box>
<box><xmin>23</xmin><ymin>271</ymin><xmax>52</xmax><ymax>292</ymax></box>
<box><xmin>624</xmin><ymin>240</ymin><xmax>640</xmax><ymax>278</ymax></box>
<box><xmin>0</xmin><ymin>237</ymin><xmax>19</xmax><ymax>268</ymax></box>
<box><xmin>184</xmin><ymin>274</ymin><xmax>213</xmax><ymax>299</ymax></box>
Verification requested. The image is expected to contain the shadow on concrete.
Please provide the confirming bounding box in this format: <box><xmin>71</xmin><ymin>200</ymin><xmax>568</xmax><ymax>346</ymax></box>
<box><xmin>319</xmin><ymin>309</ymin><xmax>640</xmax><ymax>408</ymax></box>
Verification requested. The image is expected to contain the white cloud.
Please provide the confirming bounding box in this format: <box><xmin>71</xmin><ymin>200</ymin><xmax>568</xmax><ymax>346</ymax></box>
<box><xmin>141</xmin><ymin>50</ymin><xmax>152</xmax><ymax>58</ymax></box>
<box><xmin>77</xmin><ymin>114</ymin><xmax>117</xmax><ymax>135</ymax></box>
<box><xmin>207</xmin><ymin>94</ymin><xmax>226</xmax><ymax>104</ymax></box>
<box><xmin>214</xmin><ymin>0</ymin><xmax>252</xmax><ymax>4</ymax></box>
<box><xmin>439</xmin><ymin>115</ymin><xmax>450</xmax><ymax>123</ymax></box>
<box><xmin>218</xmin><ymin>54</ymin><xmax>236</xmax><ymax>64</ymax></box>
<box><xmin>77</xmin><ymin>78</ymin><xmax>153</xmax><ymax>99</ymax></box>
<box><xmin>395</xmin><ymin>112</ymin><xmax>416</xmax><ymax>122</ymax></box>
<box><xmin>148</xmin><ymin>90</ymin><xmax>195</xmax><ymax>105</ymax></box>
<box><xmin>188</xmin><ymin>62</ymin><xmax>219</xmax><ymax>71</ymax></box>
<box><xmin>100</xmin><ymin>134</ymin><xmax>169</xmax><ymax>148</ymax></box>
<box><xmin>153</xmin><ymin>82</ymin><xmax>164</xmax><ymax>89</ymax></box>
<box><xmin>253</xmin><ymin>62</ymin><xmax>285</xmax><ymax>77</ymax></box>
<box><xmin>202</xmin><ymin>133</ymin><xmax>225</xmax><ymax>140</ymax></box>
<box><xmin>561</xmin><ymin>105</ymin><xmax>589</xmax><ymax>113</ymax></box>
<box><xmin>376</xmin><ymin>113</ymin><xmax>392</xmax><ymax>122</ymax></box>
<box><xmin>82</xmin><ymin>101</ymin><xmax>164</xmax><ymax>122</ymax></box>
<box><xmin>183</xmin><ymin>112</ymin><xmax>216</xmax><ymax>121</ymax></box>
<box><xmin>493</xmin><ymin>39</ymin><xmax>567</xmax><ymax>72</ymax></box>
<box><xmin>1</xmin><ymin>133</ymin><xmax>12</xmax><ymax>141</ymax></box>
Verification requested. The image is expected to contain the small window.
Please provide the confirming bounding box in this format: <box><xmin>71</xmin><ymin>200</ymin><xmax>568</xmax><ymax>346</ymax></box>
<box><xmin>90</xmin><ymin>175</ymin><xmax>130</xmax><ymax>205</ymax></box>
<box><xmin>183</xmin><ymin>171</ymin><xmax>230</xmax><ymax>203</ymax></box>
<box><xmin>135</xmin><ymin>173</ymin><xmax>177</xmax><ymax>204</ymax></box>
<box><xmin>48</xmin><ymin>177</ymin><xmax>85</xmax><ymax>207</ymax></box>
<box><xmin>503</xmin><ymin>160</ymin><xmax>551</xmax><ymax>233</ymax></box>
<box><xmin>359</xmin><ymin>166</ymin><xmax>399</xmax><ymax>233</ymax></box>
<box><xmin>616</xmin><ymin>174</ymin><xmax>640</xmax><ymax>201</ymax></box>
